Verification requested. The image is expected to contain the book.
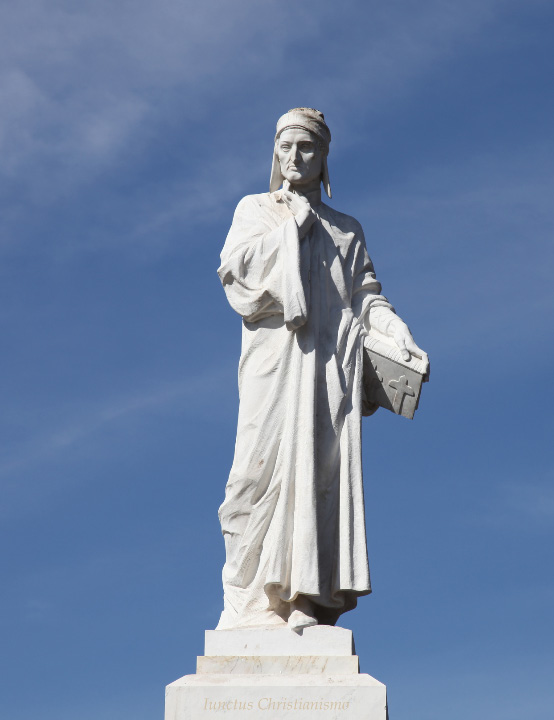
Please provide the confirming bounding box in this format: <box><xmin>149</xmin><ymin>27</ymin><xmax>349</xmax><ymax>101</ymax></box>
<box><xmin>362</xmin><ymin>331</ymin><xmax>429</xmax><ymax>420</ymax></box>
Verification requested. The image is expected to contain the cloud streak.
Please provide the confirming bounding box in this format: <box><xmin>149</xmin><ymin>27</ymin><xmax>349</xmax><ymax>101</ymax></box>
<box><xmin>0</xmin><ymin>363</ymin><xmax>235</xmax><ymax>517</ymax></box>
<box><xmin>0</xmin><ymin>0</ymin><xmax>538</xmax><ymax>222</ymax></box>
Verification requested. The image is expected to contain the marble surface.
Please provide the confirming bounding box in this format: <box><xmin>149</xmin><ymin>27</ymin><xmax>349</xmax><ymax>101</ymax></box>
<box><xmin>204</xmin><ymin>626</ymin><xmax>354</xmax><ymax>657</ymax></box>
<box><xmin>196</xmin><ymin>654</ymin><xmax>359</xmax><ymax>675</ymax></box>
<box><xmin>165</xmin><ymin>627</ymin><xmax>387</xmax><ymax>720</ymax></box>
<box><xmin>165</xmin><ymin>672</ymin><xmax>387</xmax><ymax>720</ymax></box>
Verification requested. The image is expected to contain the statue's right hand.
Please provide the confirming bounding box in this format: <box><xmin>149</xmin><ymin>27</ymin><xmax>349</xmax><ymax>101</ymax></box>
<box><xmin>282</xmin><ymin>190</ymin><xmax>317</xmax><ymax>238</ymax></box>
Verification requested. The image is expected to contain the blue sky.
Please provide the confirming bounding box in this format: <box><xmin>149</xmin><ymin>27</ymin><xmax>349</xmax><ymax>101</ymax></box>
<box><xmin>1</xmin><ymin>1</ymin><xmax>553</xmax><ymax>718</ymax></box>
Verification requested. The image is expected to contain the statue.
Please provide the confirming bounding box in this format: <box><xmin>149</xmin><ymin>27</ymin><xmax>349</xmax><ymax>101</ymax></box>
<box><xmin>216</xmin><ymin>108</ymin><xmax>428</xmax><ymax>633</ymax></box>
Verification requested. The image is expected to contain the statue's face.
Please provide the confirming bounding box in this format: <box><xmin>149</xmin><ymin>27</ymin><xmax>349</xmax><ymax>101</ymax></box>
<box><xmin>276</xmin><ymin>128</ymin><xmax>323</xmax><ymax>188</ymax></box>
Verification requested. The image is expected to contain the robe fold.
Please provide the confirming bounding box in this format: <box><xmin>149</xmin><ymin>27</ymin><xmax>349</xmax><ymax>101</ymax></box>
<box><xmin>217</xmin><ymin>192</ymin><xmax>393</xmax><ymax>629</ymax></box>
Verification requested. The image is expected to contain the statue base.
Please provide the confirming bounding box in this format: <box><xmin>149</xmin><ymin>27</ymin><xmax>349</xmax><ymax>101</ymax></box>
<box><xmin>165</xmin><ymin>626</ymin><xmax>387</xmax><ymax>719</ymax></box>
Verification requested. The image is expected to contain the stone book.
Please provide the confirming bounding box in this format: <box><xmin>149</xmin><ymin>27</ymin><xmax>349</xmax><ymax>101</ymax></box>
<box><xmin>363</xmin><ymin>331</ymin><xmax>429</xmax><ymax>420</ymax></box>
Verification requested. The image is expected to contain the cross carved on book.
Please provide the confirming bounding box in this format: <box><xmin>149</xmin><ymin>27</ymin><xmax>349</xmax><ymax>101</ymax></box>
<box><xmin>388</xmin><ymin>375</ymin><xmax>415</xmax><ymax>414</ymax></box>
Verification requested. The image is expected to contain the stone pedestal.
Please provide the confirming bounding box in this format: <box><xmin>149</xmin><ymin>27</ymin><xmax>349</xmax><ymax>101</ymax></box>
<box><xmin>165</xmin><ymin>626</ymin><xmax>387</xmax><ymax>719</ymax></box>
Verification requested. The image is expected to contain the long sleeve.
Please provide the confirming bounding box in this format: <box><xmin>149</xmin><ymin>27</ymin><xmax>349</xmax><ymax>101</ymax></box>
<box><xmin>350</xmin><ymin>226</ymin><xmax>394</xmax><ymax>325</ymax></box>
<box><xmin>218</xmin><ymin>195</ymin><xmax>308</xmax><ymax>329</ymax></box>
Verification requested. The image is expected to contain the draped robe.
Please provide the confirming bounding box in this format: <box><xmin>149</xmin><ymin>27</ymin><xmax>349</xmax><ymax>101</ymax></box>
<box><xmin>217</xmin><ymin>192</ymin><xmax>393</xmax><ymax>629</ymax></box>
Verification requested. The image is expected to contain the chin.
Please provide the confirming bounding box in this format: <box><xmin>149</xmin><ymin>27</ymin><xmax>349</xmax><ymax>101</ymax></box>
<box><xmin>283</xmin><ymin>172</ymin><xmax>303</xmax><ymax>183</ymax></box>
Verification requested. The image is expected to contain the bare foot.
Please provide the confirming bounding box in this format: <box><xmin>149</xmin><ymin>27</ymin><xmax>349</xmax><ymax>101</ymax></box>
<box><xmin>288</xmin><ymin>596</ymin><xmax>318</xmax><ymax>633</ymax></box>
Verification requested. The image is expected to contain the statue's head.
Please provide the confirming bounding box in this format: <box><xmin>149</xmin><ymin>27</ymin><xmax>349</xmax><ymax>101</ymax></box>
<box><xmin>270</xmin><ymin>108</ymin><xmax>332</xmax><ymax>198</ymax></box>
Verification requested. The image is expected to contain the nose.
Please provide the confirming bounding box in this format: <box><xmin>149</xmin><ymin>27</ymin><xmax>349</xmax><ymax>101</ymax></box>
<box><xmin>289</xmin><ymin>143</ymin><xmax>301</xmax><ymax>163</ymax></box>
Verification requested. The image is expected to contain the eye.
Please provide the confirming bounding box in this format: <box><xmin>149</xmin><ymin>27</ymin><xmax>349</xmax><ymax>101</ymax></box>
<box><xmin>280</xmin><ymin>143</ymin><xmax>291</xmax><ymax>151</ymax></box>
<box><xmin>298</xmin><ymin>143</ymin><xmax>314</xmax><ymax>152</ymax></box>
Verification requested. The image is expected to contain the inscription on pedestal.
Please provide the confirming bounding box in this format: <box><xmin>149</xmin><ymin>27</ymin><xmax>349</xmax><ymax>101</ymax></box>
<box><xmin>166</xmin><ymin>674</ymin><xmax>386</xmax><ymax>719</ymax></box>
<box><xmin>202</xmin><ymin>696</ymin><xmax>352</xmax><ymax>712</ymax></box>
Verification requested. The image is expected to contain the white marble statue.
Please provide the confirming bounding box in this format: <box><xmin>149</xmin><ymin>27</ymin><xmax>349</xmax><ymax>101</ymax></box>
<box><xmin>217</xmin><ymin>108</ymin><xmax>428</xmax><ymax>633</ymax></box>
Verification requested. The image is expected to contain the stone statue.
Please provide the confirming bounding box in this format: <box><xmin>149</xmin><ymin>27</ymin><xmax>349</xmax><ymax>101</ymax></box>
<box><xmin>217</xmin><ymin>108</ymin><xmax>428</xmax><ymax>633</ymax></box>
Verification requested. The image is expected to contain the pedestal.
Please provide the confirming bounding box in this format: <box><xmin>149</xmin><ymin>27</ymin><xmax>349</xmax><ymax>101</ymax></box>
<box><xmin>165</xmin><ymin>626</ymin><xmax>388</xmax><ymax>719</ymax></box>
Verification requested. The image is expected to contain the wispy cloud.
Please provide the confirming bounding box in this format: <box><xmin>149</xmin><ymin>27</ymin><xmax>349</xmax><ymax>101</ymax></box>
<box><xmin>0</xmin><ymin>362</ymin><xmax>235</xmax><ymax>516</ymax></box>
<box><xmin>0</xmin><ymin>0</ymin><xmax>536</xmax><ymax>242</ymax></box>
<box><xmin>0</xmin><ymin>0</ymin><xmax>275</xmax><ymax>193</ymax></box>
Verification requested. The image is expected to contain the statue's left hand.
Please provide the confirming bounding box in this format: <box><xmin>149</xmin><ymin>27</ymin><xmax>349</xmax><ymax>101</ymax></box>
<box><xmin>388</xmin><ymin>317</ymin><xmax>428</xmax><ymax>365</ymax></box>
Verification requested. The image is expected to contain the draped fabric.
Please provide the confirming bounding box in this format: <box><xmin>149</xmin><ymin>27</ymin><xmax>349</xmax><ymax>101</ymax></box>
<box><xmin>217</xmin><ymin>192</ymin><xmax>393</xmax><ymax>629</ymax></box>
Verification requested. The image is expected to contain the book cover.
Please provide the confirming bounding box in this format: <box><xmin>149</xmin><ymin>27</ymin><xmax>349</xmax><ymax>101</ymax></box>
<box><xmin>363</xmin><ymin>331</ymin><xmax>429</xmax><ymax>420</ymax></box>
